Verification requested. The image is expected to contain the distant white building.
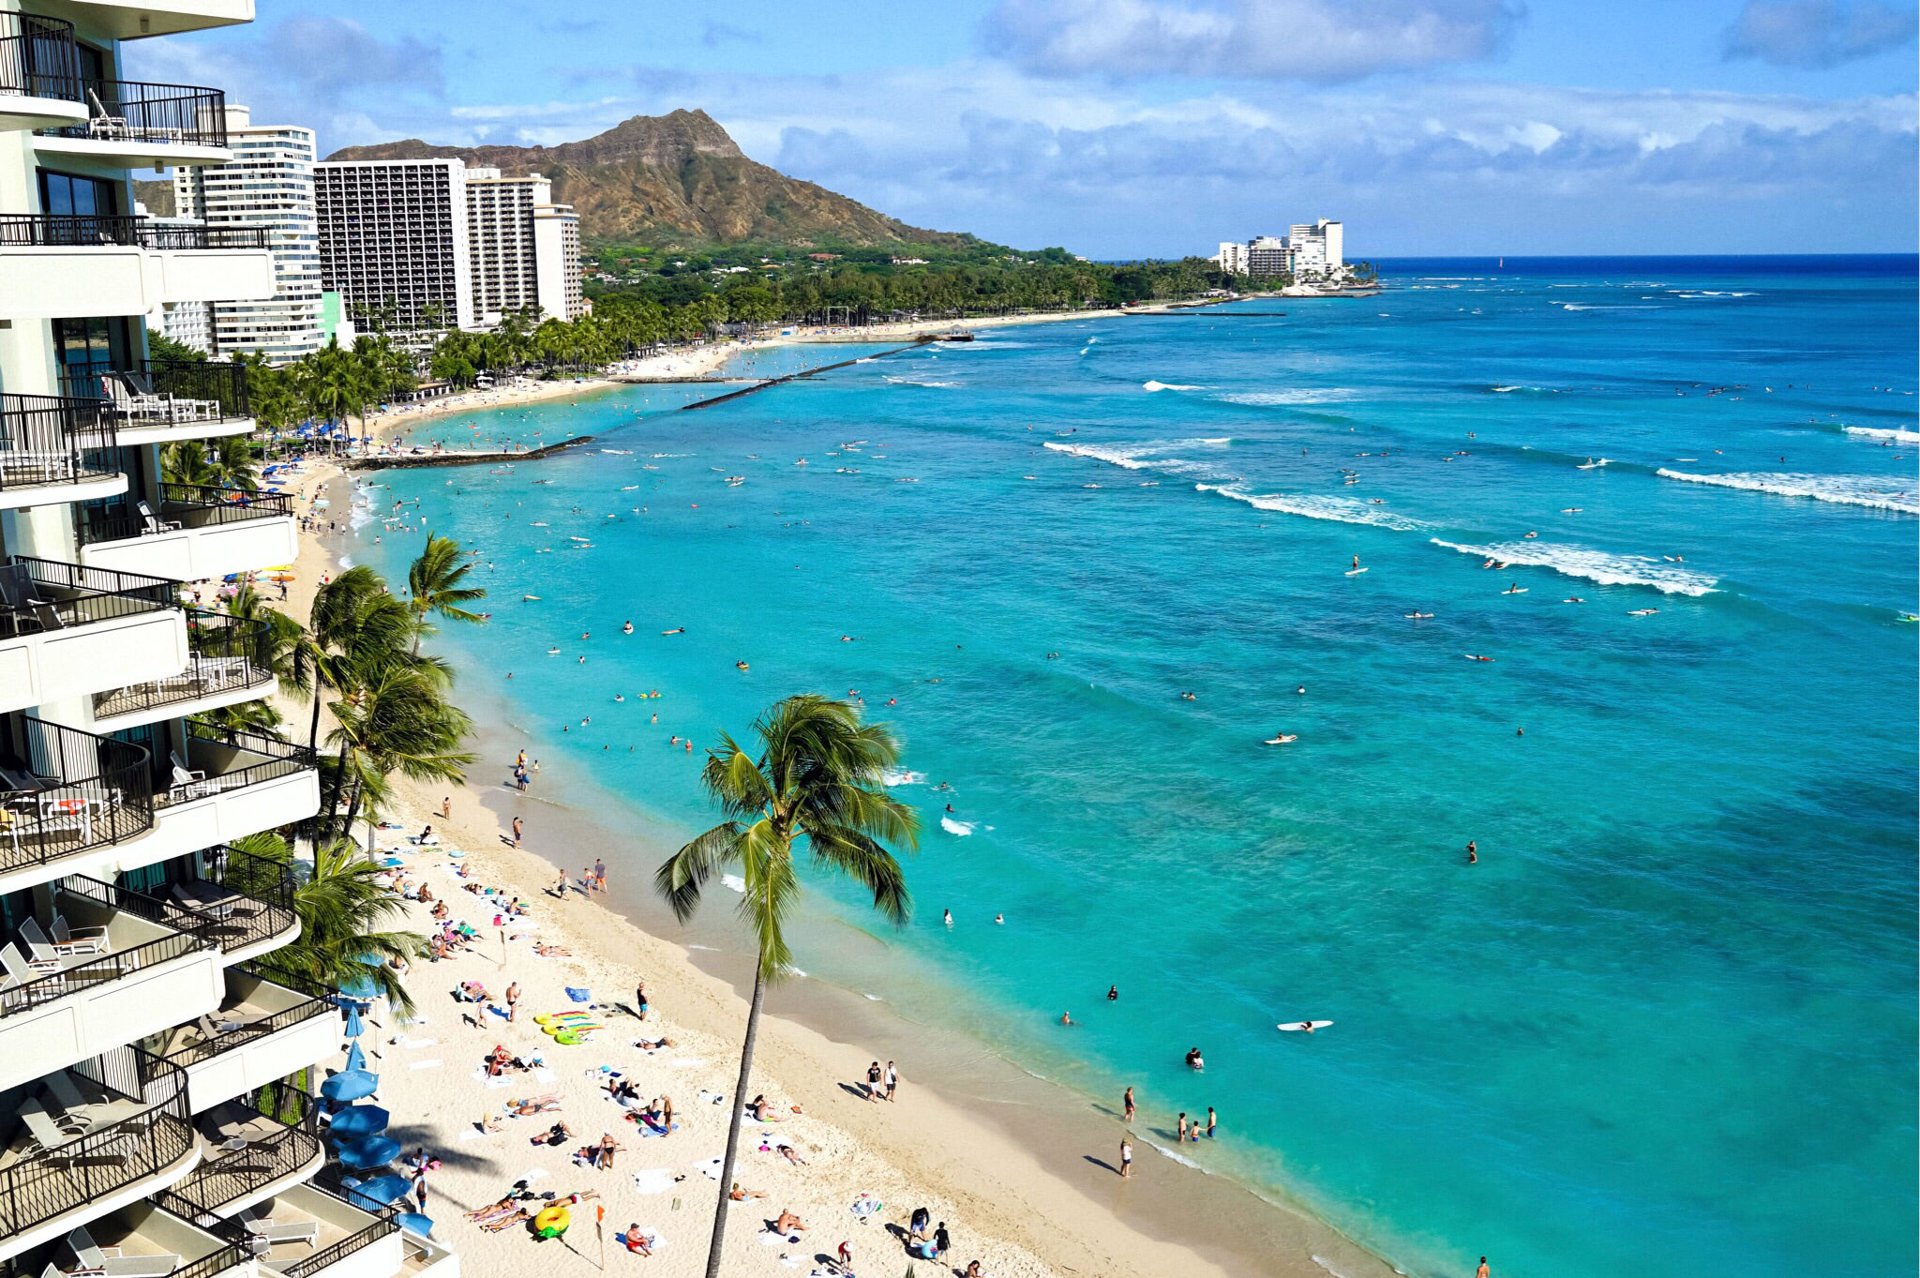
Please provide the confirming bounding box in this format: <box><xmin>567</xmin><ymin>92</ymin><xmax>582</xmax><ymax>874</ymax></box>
<box><xmin>466</xmin><ymin>166</ymin><xmax>585</xmax><ymax>325</ymax></box>
<box><xmin>1213</xmin><ymin>220</ymin><xmax>1348</xmax><ymax>280</ymax></box>
<box><xmin>174</xmin><ymin>106</ymin><xmax>326</xmax><ymax>364</ymax></box>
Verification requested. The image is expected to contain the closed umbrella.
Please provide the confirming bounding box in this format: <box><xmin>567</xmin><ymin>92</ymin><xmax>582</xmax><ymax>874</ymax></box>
<box><xmin>346</xmin><ymin>1174</ymin><xmax>412</xmax><ymax>1209</ymax></box>
<box><xmin>326</xmin><ymin>1105</ymin><xmax>390</xmax><ymax>1140</ymax></box>
<box><xmin>320</xmin><ymin>1070</ymin><xmax>378</xmax><ymax>1103</ymax></box>
<box><xmin>344</xmin><ymin>1042</ymin><xmax>367</xmax><ymax>1074</ymax></box>
<box><xmin>338</xmin><ymin>1134</ymin><xmax>402</xmax><ymax>1170</ymax></box>
<box><xmin>341</xmin><ymin>1004</ymin><xmax>365</xmax><ymax>1039</ymax></box>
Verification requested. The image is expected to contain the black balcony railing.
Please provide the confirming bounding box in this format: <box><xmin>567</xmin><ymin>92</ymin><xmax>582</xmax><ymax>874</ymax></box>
<box><xmin>0</xmin><ymin>1048</ymin><xmax>194</xmax><ymax>1239</ymax></box>
<box><xmin>166</xmin><ymin>1090</ymin><xmax>323</xmax><ymax>1220</ymax></box>
<box><xmin>151</xmin><ymin>845</ymin><xmax>298</xmax><ymax>954</ymax></box>
<box><xmin>0</xmin><ymin>392</ymin><xmax>120</xmax><ymax>494</ymax></box>
<box><xmin>280</xmin><ymin>1210</ymin><xmax>398</xmax><ymax>1278</ymax></box>
<box><xmin>154</xmin><ymin>725</ymin><xmax>316</xmax><ymax>808</ymax></box>
<box><xmin>0</xmin><ymin>12</ymin><xmax>83</xmax><ymax>105</ymax></box>
<box><xmin>0</xmin><ymin>713</ymin><xmax>157</xmax><ymax>874</ymax></box>
<box><xmin>64</xmin><ymin>357</ymin><xmax>253</xmax><ymax>426</ymax></box>
<box><xmin>39</xmin><ymin>77</ymin><xmax>227</xmax><ymax>148</ymax></box>
<box><xmin>94</xmin><ymin>610</ymin><xmax>275</xmax><ymax>721</ymax></box>
<box><xmin>0</xmin><ymin>554</ymin><xmax>178</xmax><ymax>638</ymax></box>
<box><xmin>0</xmin><ymin>213</ymin><xmax>266</xmax><ymax>249</ymax></box>
<box><xmin>0</xmin><ymin>876</ymin><xmax>218</xmax><ymax>1019</ymax></box>
<box><xmin>157</xmin><ymin>983</ymin><xmax>331</xmax><ymax>1072</ymax></box>
<box><xmin>78</xmin><ymin>482</ymin><xmax>292</xmax><ymax>549</ymax></box>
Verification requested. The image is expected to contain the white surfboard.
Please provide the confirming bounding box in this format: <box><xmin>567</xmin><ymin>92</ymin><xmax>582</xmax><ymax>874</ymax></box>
<box><xmin>1263</xmin><ymin>735</ymin><xmax>1298</xmax><ymax>745</ymax></box>
<box><xmin>1345</xmin><ymin>567</ymin><xmax>1369</xmax><ymax>576</ymax></box>
<box><xmin>1503</xmin><ymin>588</ymin><xmax>1528</xmax><ymax>595</ymax></box>
<box><xmin>1277</xmin><ymin>1020</ymin><xmax>1333</xmax><ymax>1032</ymax></box>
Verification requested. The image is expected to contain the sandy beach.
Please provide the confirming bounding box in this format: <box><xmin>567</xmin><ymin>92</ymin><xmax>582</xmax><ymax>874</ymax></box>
<box><xmin>273</xmin><ymin>389</ymin><xmax>1402</xmax><ymax>1278</ymax></box>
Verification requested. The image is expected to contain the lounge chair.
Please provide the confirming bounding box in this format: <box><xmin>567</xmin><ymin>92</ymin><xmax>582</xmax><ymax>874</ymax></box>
<box><xmin>84</xmin><ymin>89</ymin><xmax>129</xmax><ymax>141</ymax></box>
<box><xmin>52</xmin><ymin>916</ymin><xmax>108</xmax><ymax>953</ymax></box>
<box><xmin>170</xmin><ymin>879</ymin><xmax>246</xmax><ymax>920</ymax></box>
<box><xmin>237</xmin><ymin>1208</ymin><xmax>319</xmax><ymax>1248</ymax></box>
<box><xmin>1</xmin><ymin>940</ymin><xmax>62</xmax><ymax>984</ymax></box>
<box><xmin>23</xmin><ymin>917</ymin><xmax>99</xmax><ymax>962</ymax></box>
<box><xmin>66</xmin><ymin>1228</ymin><xmax>180</xmax><ymax>1278</ymax></box>
<box><xmin>118</xmin><ymin>372</ymin><xmax>222</xmax><ymax>425</ymax></box>
<box><xmin>168</xmin><ymin>751</ymin><xmax>218</xmax><ymax>802</ymax></box>
<box><xmin>44</xmin><ymin>1072</ymin><xmax>107</xmax><ymax>1131</ymax></box>
<box><xmin>19</xmin><ymin>1097</ymin><xmax>80</xmax><ymax>1158</ymax></box>
<box><xmin>135</xmin><ymin>500</ymin><xmax>182</xmax><ymax>536</ymax></box>
<box><xmin>0</xmin><ymin>562</ymin><xmax>63</xmax><ymax>634</ymax></box>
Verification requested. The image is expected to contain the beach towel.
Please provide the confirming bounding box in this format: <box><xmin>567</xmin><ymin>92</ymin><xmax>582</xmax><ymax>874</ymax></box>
<box><xmin>692</xmin><ymin>1158</ymin><xmax>722</xmax><ymax>1180</ymax></box>
<box><xmin>613</xmin><ymin>1231</ymin><xmax>662</xmax><ymax>1252</ymax></box>
<box><xmin>667</xmin><ymin>1058</ymin><xmax>706</xmax><ymax>1069</ymax></box>
<box><xmin>760</xmin><ymin>1231</ymin><xmax>801</xmax><ymax>1247</ymax></box>
<box><xmin>408</xmin><ymin>1059</ymin><xmax>443</xmax><ymax>1071</ymax></box>
<box><xmin>630</xmin><ymin>1170</ymin><xmax>675</xmax><ymax>1194</ymax></box>
<box><xmin>697</xmin><ymin>1090</ymin><xmax>725</xmax><ymax>1106</ymax></box>
<box><xmin>398</xmin><ymin>1037</ymin><xmax>437</xmax><ymax>1049</ymax></box>
<box><xmin>565</xmin><ymin>987</ymin><xmax>592</xmax><ymax>1003</ymax></box>
<box><xmin>457</xmin><ymin>1128</ymin><xmax>494</xmax><ymax>1142</ymax></box>
<box><xmin>635</xmin><ymin>1118</ymin><xmax>677</xmax><ymax>1138</ymax></box>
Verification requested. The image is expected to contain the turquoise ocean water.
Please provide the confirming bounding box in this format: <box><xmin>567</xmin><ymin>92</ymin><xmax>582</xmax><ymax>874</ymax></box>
<box><xmin>347</xmin><ymin>257</ymin><xmax>1917</xmax><ymax>1277</ymax></box>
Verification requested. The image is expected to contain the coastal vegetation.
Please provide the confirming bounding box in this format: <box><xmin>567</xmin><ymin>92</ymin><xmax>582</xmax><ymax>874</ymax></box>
<box><xmin>655</xmin><ymin>695</ymin><xmax>920</xmax><ymax>1278</ymax></box>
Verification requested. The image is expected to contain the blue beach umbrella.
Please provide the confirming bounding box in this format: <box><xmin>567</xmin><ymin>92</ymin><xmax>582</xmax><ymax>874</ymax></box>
<box><xmin>340</xmin><ymin>974</ymin><xmax>381</xmax><ymax>1000</ymax></box>
<box><xmin>396</xmin><ymin>1213</ymin><xmax>435</xmax><ymax>1238</ymax></box>
<box><xmin>346</xmin><ymin>1174</ymin><xmax>412</xmax><ymax>1209</ymax></box>
<box><xmin>344</xmin><ymin>1042</ymin><xmax>367</xmax><ymax>1073</ymax></box>
<box><xmin>341</xmin><ymin>1004</ymin><xmax>365</xmax><ymax>1039</ymax></box>
<box><xmin>326</xmin><ymin>1105</ymin><xmax>390</xmax><ymax>1140</ymax></box>
<box><xmin>338</xmin><ymin>1134</ymin><xmax>402</xmax><ymax>1170</ymax></box>
<box><xmin>320</xmin><ymin>1070</ymin><xmax>378</xmax><ymax>1103</ymax></box>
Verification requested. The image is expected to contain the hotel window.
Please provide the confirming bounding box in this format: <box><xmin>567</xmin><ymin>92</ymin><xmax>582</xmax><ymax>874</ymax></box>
<box><xmin>38</xmin><ymin>169</ymin><xmax>119</xmax><ymax>219</ymax></box>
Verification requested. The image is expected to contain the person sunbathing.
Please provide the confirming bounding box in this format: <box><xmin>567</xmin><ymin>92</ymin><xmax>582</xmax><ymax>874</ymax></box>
<box><xmin>729</xmin><ymin>1182</ymin><xmax>767</xmax><ymax>1201</ymax></box>
<box><xmin>775</xmin><ymin>1144</ymin><xmax>807</xmax><ymax>1167</ymax></box>
<box><xmin>748</xmin><ymin>1094</ymin><xmax>782</xmax><ymax>1122</ymax></box>
<box><xmin>533</xmin><ymin>942</ymin><xmax>571</xmax><ymax>956</ymax></box>
<box><xmin>531</xmin><ymin>1121</ymin><xmax>571</xmax><ymax>1147</ymax></box>
<box><xmin>633</xmin><ymin>1036</ymin><xmax>676</xmax><ymax>1051</ymax></box>
<box><xmin>507</xmin><ymin>1096</ymin><xmax>561</xmax><ymax>1115</ymax></box>
<box><xmin>773</xmin><ymin>1210</ymin><xmax>807</xmax><ymax>1235</ymax></box>
<box><xmin>622</xmin><ymin>1224</ymin><xmax>652</xmax><ymax>1256</ymax></box>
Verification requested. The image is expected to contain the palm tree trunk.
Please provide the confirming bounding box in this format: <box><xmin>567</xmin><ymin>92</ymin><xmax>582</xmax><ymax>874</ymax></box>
<box><xmin>307</xmin><ymin>682</ymin><xmax>324</xmax><ymax>753</ymax></box>
<box><xmin>703</xmin><ymin>966</ymin><xmax>765</xmax><ymax>1278</ymax></box>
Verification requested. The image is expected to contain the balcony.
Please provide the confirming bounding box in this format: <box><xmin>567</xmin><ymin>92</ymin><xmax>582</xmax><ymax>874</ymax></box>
<box><xmin>0</xmin><ymin>558</ymin><xmax>186</xmax><ymax>715</ymax></box>
<box><xmin>219</xmin><ymin>1184</ymin><xmax>401</xmax><ymax>1278</ymax></box>
<box><xmin>94</xmin><ymin>612</ymin><xmax>276</xmax><ymax>732</ymax></box>
<box><xmin>0</xmin><ymin>875</ymin><xmax>223</xmax><ymax>1093</ymax></box>
<box><xmin>169</xmin><ymin>1089</ymin><xmax>324</xmax><ymax>1218</ymax></box>
<box><xmin>65</xmin><ymin>358</ymin><xmax>256</xmax><ymax>445</ymax></box>
<box><xmin>0</xmin><ymin>1048</ymin><xmax>198</xmax><ymax>1260</ymax></box>
<box><xmin>79</xmin><ymin>485</ymin><xmax>295</xmax><ymax>583</ymax></box>
<box><xmin>47</xmin><ymin>1</ymin><xmax>256</xmax><ymax>41</ymax></box>
<box><xmin>0</xmin><ymin>393</ymin><xmax>126</xmax><ymax>510</ymax></box>
<box><xmin>148</xmin><ymin>846</ymin><xmax>299</xmax><ymax>963</ymax></box>
<box><xmin>127</xmin><ymin>729</ymin><xmax>318</xmax><ymax>874</ymax></box>
<box><xmin>0</xmin><ymin>715</ymin><xmax>157</xmax><ymax>894</ymax></box>
<box><xmin>152</xmin><ymin>968</ymin><xmax>334</xmax><ymax>1114</ymax></box>
<box><xmin>35</xmin><ymin>79</ymin><xmax>230</xmax><ymax>167</ymax></box>
<box><xmin>0</xmin><ymin>1195</ymin><xmax>254</xmax><ymax>1278</ymax></box>
<box><xmin>0</xmin><ymin>13</ymin><xmax>87</xmax><ymax>132</ymax></box>
<box><xmin>0</xmin><ymin>217</ymin><xmax>271</xmax><ymax>320</ymax></box>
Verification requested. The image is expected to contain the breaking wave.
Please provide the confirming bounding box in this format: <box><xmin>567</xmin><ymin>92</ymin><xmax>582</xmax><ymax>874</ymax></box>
<box><xmin>1214</xmin><ymin>388</ymin><xmax>1359</xmax><ymax>406</ymax></box>
<box><xmin>1843</xmin><ymin>425</ymin><xmax>1920</xmax><ymax>444</ymax></box>
<box><xmin>1657</xmin><ymin>469</ymin><xmax>1918</xmax><ymax>515</ymax></box>
<box><xmin>1196</xmin><ymin>483</ymin><xmax>1427</xmax><ymax>531</ymax></box>
<box><xmin>1430</xmin><ymin>539</ymin><xmax>1718</xmax><ymax>596</ymax></box>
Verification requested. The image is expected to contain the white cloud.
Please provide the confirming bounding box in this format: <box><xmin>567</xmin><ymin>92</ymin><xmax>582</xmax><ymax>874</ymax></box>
<box><xmin>980</xmin><ymin>0</ymin><xmax>1524</xmax><ymax>83</ymax></box>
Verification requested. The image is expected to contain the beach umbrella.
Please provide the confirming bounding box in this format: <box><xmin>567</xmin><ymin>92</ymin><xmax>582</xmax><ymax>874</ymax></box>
<box><xmin>346</xmin><ymin>1174</ymin><xmax>412</xmax><ymax>1209</ymax></box>
<box><xmin>320</xmin><ymin>1069</ymin><xmax>378</xmax><ymax>1103</ymax></box>
<box><xmin>338</xmin><ymin>1134</ymin><xmax>402</xmax><ymax>1170</ymax></box>
<box><xmin>341</xmin><ymin>1004</ymin><xmax>365</xmax><ymax>1039</ymax></box>
<box><xmin>344</xmin><ymin>1042</ymin><xmax>367</xmax><ymax>1073</ymax></box>
<box><xmin>396</xmin><ymin>1212</ymin><xmax>435</xmax><ymax>1238</ymax></box>
<box><xmin>325</xmin><ymin>1105</ymin><xmax>389</xmax><ymax>1139</ymax></box>
<box><xmin>340</xmin><ymin>974</ymin><xmax>380</xmax><ymax>1000</ymax></box>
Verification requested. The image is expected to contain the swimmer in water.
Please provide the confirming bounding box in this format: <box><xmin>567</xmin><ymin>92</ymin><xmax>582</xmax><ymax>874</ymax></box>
<box><xmin>1467</xmin><ymin>840</ymin><xmax>1478</xmax><ymax>864</ymax></box>
<box><xmin>622</xmin><ymin>621</ymin><xmax>633</xmax><ymax>634</ymax></box>
<box><xmin>942</xmin><ymin>909</ymin><xmax>953</xmax><ymax>927</ymax></box>
<box><xmin>1107</xmin><ymin>984</ymin><xmax>1118</xmax><ymax>1002</ymax></box>
<box><xmin>994</xmin><ymin>913</ymin><xmax>1004</xmax><ymax>925</ymax></box>
<box><xmin>1185</xmin><ymin>1047</ymin><xmax>1205</xmax><ymax>1070</ymax></box>
<box><xmin>1180</xmin><ymin>691</ymin><xmax>1196</xmax><ymax>701</ymax></box>
<box><xmin>1060</xmin><ymin>1011</ymin><xmax>1073</xmax><ymax>1026</ymax></box>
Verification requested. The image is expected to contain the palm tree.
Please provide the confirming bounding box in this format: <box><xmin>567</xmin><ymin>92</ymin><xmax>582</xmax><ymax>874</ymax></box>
<box><xmin>232</xmin><ymin>831</ymin><xmax>425</xmax><ymax>1010</ymax></box>
<box><xmin>297</xmin><ymin>566</ymin><xmax>416</xmax><ymax>753</ymax></box>
<box><xmin>328</xmin><ymin>661</ymin><xmax>475</xmax><ymax>849</ymax></box>
<box><xmin>655</xmin><ymin>695</ymin><xmax>918</xmax><ymax>1278</ymax></box>
<box><xmin>406</xmin><ymin>533</ymin><xmax>487</xmax><ymax>655</ymax></box>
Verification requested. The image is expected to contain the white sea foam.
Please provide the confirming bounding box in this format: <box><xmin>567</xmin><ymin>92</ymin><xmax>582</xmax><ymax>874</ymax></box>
<box><xmin>883</xmin><ymin>375</ymin><xmax>960</xmax><ymax>389</ymax></box>
<box><xmin>1657</xmin><ymin>469</ymin><xmax>1919</xmax><ymax>514</ymax></box>
<box><xmin>721</xmin><ymin>874</ymin><xmax>746</xmax><ymax>894</ymax></box>
<box><xmin>1214</xmin><ymin>388</ymin><xmax>1358</xmax><ymax>406</ymax></box>
<box><xmin>1197</xmin><ymin>483</ymin><xmax>1427</xmax><ymax>531</ymax></box>
<box><xmin>1042</xmin><ymin>438</ymin><xmax>1232</xmax><ymax>478</ymax></box>
<box><xmin>939</xmin><ymin>816</ymin><xmax>975</xmax><ymax>837</ymax></box>
<box><xmin>1141</xmin><ymin>380</ymin><xmax>1204</xmax><ymax>392</ymax></box>
<box><xmin>1144</xmin><ymin>1141</ymin><xmax>1206</xmax><ymax>1170</ymax></box>
<box><xmin>336</xmin><ymin>555</ymin><xmax>356</xmax><ymax>569</ymax></box>
<box><xmin>881</xmin><ymin>768</ymin><xmax>926</xmax><ymax>787</ymax></box>
<box><xmin>1843</xmin><ymin>425</ymin><xmax>1920</xmax><ymax>444</ymax></box>
<box><xmin>1430</xmin><ymin>539</ymin><xmax>1719</xmax><ymax>595</ymax></box>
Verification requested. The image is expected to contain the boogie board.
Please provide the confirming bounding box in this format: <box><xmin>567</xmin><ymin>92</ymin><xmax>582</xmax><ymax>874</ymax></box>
<box><xmin>1344</xmin><ymin>567</ymin><xmax>1369</xmax><ymax>576</ymax></box>
<box><xmin>1277</xmin><ymin>1020</ymin><xmax>1334</xmax><ymax>1032</ymax></box>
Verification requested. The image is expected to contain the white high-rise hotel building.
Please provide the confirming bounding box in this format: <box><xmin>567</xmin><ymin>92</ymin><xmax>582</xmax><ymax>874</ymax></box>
<box><xmin>315</xmin><ymin>157</ymin><xmax>583</xmax><ymax>336</ymax></box>
<box><xmin>171</xmin><ymin>107</ymin><xmax>325</xmax><ymax>364</ymax></box>
<box><xmin>0</xmin><ymin>4</ymin><xmax>456</xmax><ymax>1278</ymax></box>
<box><xmin>1213</xmin><ymin>219</ymin><xmax>1346</xmax><ymax>279</ymax></box>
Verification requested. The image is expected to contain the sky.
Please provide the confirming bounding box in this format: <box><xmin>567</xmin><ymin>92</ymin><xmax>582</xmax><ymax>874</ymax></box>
<box><xmin>127</xmin><ymin>0</ymin><xmax>1919</xmax><ymax>257</ymax></box>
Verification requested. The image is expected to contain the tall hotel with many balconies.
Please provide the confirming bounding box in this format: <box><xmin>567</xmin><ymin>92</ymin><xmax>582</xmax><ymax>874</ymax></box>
<box><xmin>0</xmin><ymin>5</ymin><xmax>455</xmax><ymax>1278</ymax></box>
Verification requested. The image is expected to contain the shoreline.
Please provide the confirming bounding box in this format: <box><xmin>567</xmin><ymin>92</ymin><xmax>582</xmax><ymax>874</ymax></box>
<box><xmin>283</xmin><ymin>377</ymin><xmax>1408</xmax><ymax>1278</ymax></box>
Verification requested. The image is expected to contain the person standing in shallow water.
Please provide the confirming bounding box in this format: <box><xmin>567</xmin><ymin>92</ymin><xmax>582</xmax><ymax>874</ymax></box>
<box><xmin>1123</xmin><ymin>1086</ymin><xmax>1135</xmax><ymax>1123</ymax></box>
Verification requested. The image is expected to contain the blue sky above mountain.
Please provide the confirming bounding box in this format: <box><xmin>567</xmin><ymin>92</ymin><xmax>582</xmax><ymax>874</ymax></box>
<box><xmin>128</xmin><ymin>0</ymin><xmax>1918</xmax><ymax>256</ymax></box>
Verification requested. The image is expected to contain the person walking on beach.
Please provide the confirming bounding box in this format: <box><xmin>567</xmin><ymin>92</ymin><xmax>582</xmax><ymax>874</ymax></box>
<box><xmin>505</xmin><ymin>981</ymin><xmax>520</xmax><ymax>1022</ymax></box>
<box><xmin>884</xmin><ymin>1060</ymin><xmax>898</xmax><ymax>1101</ymax></box>
<box><xmin>635</xmin><ymin>981</ymin><xmax>649</xmax><ymax>1021</ymax></box>
<box><xmin>511</xmin><ymin>816</ymin><xmax>523</xmax><ymax>847</ymax></box>
<box><xmin>440</xmin><ymin>795</ymin><xmax>451</xmax><ymax>819</ymax></box>
<box><xmin>593</xmin><ymin>858</ymin><xmax>607</xmax><ymax>892</ymax></box>
<box><xmin>1123</xmin><ymin>1086</ymin><xmax>1135</xmax><ymax>1123</ymax></box>
<box><xmin>865</xmin><ymin>1061</ymin><xmax>884</xmax><ymax>1102</ymax></box>
<box><xmin>1119</xmin><ymin>1137</ymin><xmax>1133</xmax><ymax>1178</ymax></box>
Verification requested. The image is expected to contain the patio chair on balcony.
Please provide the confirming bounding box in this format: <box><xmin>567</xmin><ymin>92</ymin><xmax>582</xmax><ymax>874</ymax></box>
<box><xmin>1</xmin><ymin>940</ymin><xmax>63</xmax><ymax>983</ymax></box>
<box><xmin>119</xmin><ymin>372</ymin><xmax>222</xmax><ymax>424</ymax></box>
<box><xmin>84</xmin><ymin>88</ymin><xmax>130</xmax><ymax>141</ymax></box>
<box><xmin>52</xmin><ymin>916</ymin><xmax>109</xmax><ymax>953</ymax></box>
<box><xmin>65</xmin><ymin>1226</ymin><xmax>182</xmax><ymax>1278</ymax></box>
<box><xmin>0</xmin><ymin>561</ymin><xmax>64</xmax><ymax>634</ymax></box>
<box><xmin>21</xmin><ymin>917</ymin><xmax>98</xmax><ymax>964</ymax></box>
<box><xmin>170</xmin><ymin>879</ymin><xmax>244</xmax><ymax>920</ymax></box>
<box><xmin>168</xmin><ymin>750</ymin><xmax>219</xmax><ymax>802</ymax></box>
<box><xmin>42</xmin><ymin>1073</ymin><xmax>108</xmax><ymax>1134</ymax></box>
<box><xmin>236</xmin><ymin>1207</ymin><xmax>319</xmax><ymax>1248</ymax></box>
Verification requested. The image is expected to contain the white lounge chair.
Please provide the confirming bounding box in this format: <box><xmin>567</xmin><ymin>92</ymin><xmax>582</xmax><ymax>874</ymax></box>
<box><xmin>67</xmin><ymin>1228</ymin><xmax>180</xmax><ymax>1278</ymax></box>
<box><xmin>84</xmin><ymin>89</ymin><xmax>129</xmax><ymax>141</ymax></box>
<box><xmin>135</xmin><ymin>500</ymin><xmax>182</xmax><ymax>536</ymax></box>
<box><xmin>44</xmin><ymin>1072</ymin><xmax>106</xmax><ymax>1132</ymax></box>
<box><xmin>168</xmin><ymin>750</ymin><xmax>218</xmax><ymax>801</ymax></box>
<box><xmin>238</xmin><ymin>1208</ymin><xmax>319</xmax><ymax>1248</ymax></box>
<box><xmin>51</xmin><ymin>916</ymin><xmax>108</xmax><ymax>953</ymax></box>
<box><xmin>1</xmin><ymin>940</ymin><xmax>62</xmax><ymax>984</ymax></box>
<box><xmin>23</xmin><ymin>916</ymin><xmax>100</xmax><ymax>961</ymax></box>
<box><xmin>19</xmin><ymin>1097</ymin><xmax>80</xmax><ymax>1158</ymax></box>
